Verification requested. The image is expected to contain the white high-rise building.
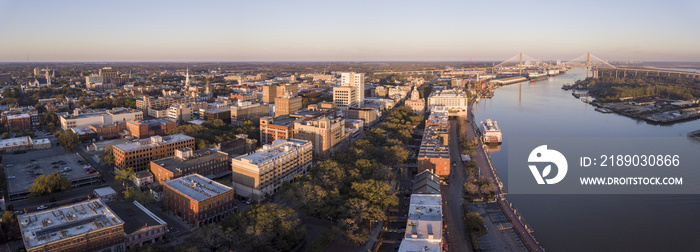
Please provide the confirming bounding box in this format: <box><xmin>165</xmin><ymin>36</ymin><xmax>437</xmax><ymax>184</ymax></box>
<box><xmin>341</xmin><ymin>72</ymin><xmax>365</xmax><ymax>107</ymax></box>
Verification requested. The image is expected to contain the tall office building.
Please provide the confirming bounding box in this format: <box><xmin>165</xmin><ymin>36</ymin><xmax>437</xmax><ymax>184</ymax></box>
<box><xmin>341</xmin><ymin>72</ymin><xmax>365</xmax><ymax>107</ymax></box>
<box><xmin>99</xmin><ymin>67</ymin><xmax>120</xmax><ymax>84</ymax></box>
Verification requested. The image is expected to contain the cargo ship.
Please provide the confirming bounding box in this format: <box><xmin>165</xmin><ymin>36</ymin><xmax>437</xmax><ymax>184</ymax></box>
<box><xmin>528</xmin><ymin>72</ymin><xmax>548</xmax><ymax>81</ymax></box>
<box><xmin>481</xmin><ymin>119</ymin><xmax>502</xmax><ymax>144</ymax></box>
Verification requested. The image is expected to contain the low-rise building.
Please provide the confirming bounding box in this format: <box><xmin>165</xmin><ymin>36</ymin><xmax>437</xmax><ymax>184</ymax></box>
<box><xmin>17</xmin><ymin>199</ymin><xmax>125</xmax><ymax>252</ymax></box>
<box><xmin>405</xmin><ymin>88</ymin><xmax>426</xmax><ymax>115</ymax></box>
<box><xmin>163</xmin><ymin>174</ymin><xmax>235</xmax><ymax>228</ymax></box>
<box><xmin>231</xmin><ymin>139</ymin><xmax>312</xmax><ymax>200</ymax></box>
<box><xmin>213</xmin><ymin>134</ymin><xmax>257</xmax><ymax>157</ymax></box>
<box><xmin>417</xmin><ymin>108</ymin><xmax>451</xmax><ymax>177</ymax></box>
<box><xmin>150</xmin><ymin>147</ymin><xmax>230</xmax><ymax>184</ymax></box>
<box><xmin>230</xmin><ymin>100</ymin><xmax>269</xmax><ymax>123</ymax></box>
<box><xmin>94</xmin><ymin>186</ymin><xmax>119</xmax><ymax>203</ymax></box>
<box><xmin>126</xmin><ymin>118</ymin><xmax>177</xmax><ymax>139</ymax></box>
<box><xmin>113</xmin><ymin>134</ymin><xmax>195</xmax><ymax>172</ymax></box>
<box><xmin>427</xmin><ymin>88</ymin><xmax>468</xmax><ymax>117</ymax></box>
<box><xmin>202</xmin><ymin>107</ymin><xmax>232</xmax><ymax>124</ymax></box>
<box><xmin>259</xmin><ymin>116</ymin><xmax>297</xmax><ymax>144</ymax></box>
<box><xmin>60</xmin><ymin>108</ymin><xmax>143</xmax><ymax>130</ymax></box>
<box><xmin>108</xmin><ymin>201</ymin><xmax>168</xmax><ymax>250</ymax></box>
<box><xmin>132</xmin><ymin>171</ymin><xmax>154</xmax><ymax>188</ymax></box>
<box><xmin>397</xmin><ymin>192</ymin><xmax>443</xmax><ymax>252</ymax></box>
<box><xmin>6</xmin><ymin>114</ymin><xmax>31</xmax><ymax>131</ymax></box>
<box><xmin>344</xmin><ymin>107</ymin><xmax>378</xmax><ymax>125</ymax></box>
<box><xmin>90</xmin><ymin>121</ymin><xmax>127</xmax><ymax>140</ymax></box>
<box><xmin>0</xmin><ymin>136</ymin><xmax>33</xmax><ymax>153</ymax></box>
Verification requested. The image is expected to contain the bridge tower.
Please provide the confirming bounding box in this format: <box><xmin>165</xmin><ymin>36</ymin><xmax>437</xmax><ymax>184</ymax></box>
<box><xmin>519</xmin><ymin>52</ymin><xmax>523</xmax><ymax>75</ymax></box>
<box><xmin>586</xmin><ymin>52</ymin><xmax>590</xmax><ymax>78</ymax></box>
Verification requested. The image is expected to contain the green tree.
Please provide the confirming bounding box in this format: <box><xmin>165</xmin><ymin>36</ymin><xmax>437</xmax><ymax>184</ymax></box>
<box><xmin>56</xmin><ymin>131</ymin><xmax>79</xmax><ymax>151</ymax></box>
<box><xmin>100</xmin><ymin>147</ymin><xmax>115</xmax><ymax>167</ymax></box>
<box><xmin>464</xmin><ymin>212</ymin><xmax>484</xmax><ymax>232</ymax></box>
<box><xmin>464</xmin><ymin>181</ymin><xmax>479</xmax><ymax>195</ymax></box>
<box><xmin>123</xmin><ymin>186</ymin><xmax>156</xmax><ymax>204</ymax></box>
<box><xmin>0</xmin><ymin>211</ymin><xmax>20</xmax><ymax>242</ymax></box>
<box><xmin>239</xmin><ymin>203</ymin><xmax>306</xmax><ymax>251</ymax></box>
<box><xmin>2</xmin><ymin>132</ymin><xmax>9</xmax><ymax>139</ymax></box>
<box><xmin>115</xmin><ymin>167</ymin><xmax>135</xmax><ymax>189</ymax></box>
<box><xmin>350</xmin><ymin>179</ymin><xmax>398</xmax><ymax>209</ymax></box>
<box><xmin>28</xmin><ymin>172</ymin><xmax>71</xmax><ymax>197</ymax></box>
<box><xmin>187</xmin><ymin>223</ymin><xmax>227</xmax><ymax>251</ymax></box>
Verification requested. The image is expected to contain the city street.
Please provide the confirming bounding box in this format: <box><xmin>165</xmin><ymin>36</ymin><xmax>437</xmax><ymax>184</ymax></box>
<box><xmin>443</xmin><ymin>118</ymin><xmax>474</xmax><ymax>252</ymax></box>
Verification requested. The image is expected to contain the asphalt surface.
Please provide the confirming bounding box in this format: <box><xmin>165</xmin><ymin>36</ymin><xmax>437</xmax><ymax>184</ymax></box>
<box><xmin>443</xmin><ymin>118</ymin><xmax>474</xmax><ymax>252</ymax></box>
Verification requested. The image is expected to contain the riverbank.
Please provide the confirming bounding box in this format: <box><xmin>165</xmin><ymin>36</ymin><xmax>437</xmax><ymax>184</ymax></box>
<box><xmin>466</xmin><ymin>98</ymin><xmax>544</xmax><ymax>252</ymax></box>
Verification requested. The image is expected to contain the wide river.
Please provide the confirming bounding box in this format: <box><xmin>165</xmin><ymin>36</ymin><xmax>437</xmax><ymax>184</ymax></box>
<box><xmin>473</xmin><ymin>67</ymin><xmax>700</xmax><ymax>252</ymax></box>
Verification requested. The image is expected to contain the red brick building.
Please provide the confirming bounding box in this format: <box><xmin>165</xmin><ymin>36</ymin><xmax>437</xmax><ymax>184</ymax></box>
<box><xmin>126</xmin><ymin>118</ymin><xmax>177</xmax><ymax>139</ymax></box>
<box><xmin>163</xmin><ymin>174</ymin><xmax>235</xmax><ymax>228</ymax></box>
<box><xmin>150</xmin><ymin>147</ymin><xmax>230</xmax><ymax>184</ymax></box>
<box><xmin>259</xmin><ymin>116</ymin><xmax>296</xmax><ymax>144</ymax></box>
<box><xmin>90</xmin><ymin>121</ymin><xmax>127</xmax><ymax>140</ymax></box>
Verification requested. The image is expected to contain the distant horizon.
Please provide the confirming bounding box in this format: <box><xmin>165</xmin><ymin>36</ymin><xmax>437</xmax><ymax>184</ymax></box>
<box><xmin>1</xmin><ymin>1</ymin><xmax>699</xmax><ymax>62</ymax></box>
<box><xmin>2</xmin><ymin>59</ymin><xmax>700</xmax><ymax>64</ymax></box>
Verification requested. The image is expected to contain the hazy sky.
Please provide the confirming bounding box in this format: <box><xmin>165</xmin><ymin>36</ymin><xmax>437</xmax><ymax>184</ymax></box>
<box><xmin>1</xmin><ymin>0</ymin><xmax>699</xmax><ymax>62</ymax></box>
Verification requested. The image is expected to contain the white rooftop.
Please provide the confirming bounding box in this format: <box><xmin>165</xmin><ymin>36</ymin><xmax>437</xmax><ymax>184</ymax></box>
<box><xmin>33</xmin><ymin>138</ymin><xmax>50</xmax><ymax>145</ymax></box>
<box><xmin>114</xmin><ymin>134</ymin><xmax>193</xmax><ymax>152</ymax></box>
<box><xmin>0</xmin><ymin>136</ymin><xmax>32</xmax><ymax>148</ymax></box>
<box><xmin>164</xmin><ymin>173</ymin><xmax>232</xmax><ymax>202</ymax></box>
<box><xmin>234</xmin><ymin>139</ymin><xmax>309</xmax><ymax>166</ymax></box>
<box><xmin>18</xmin><ymin>199</ymin><xmax>123</xmax><ymax>249</ymax></box>
<box><xmin>93</xmin><ymin>186</ymin><xmax>117</xmax><ymax>197</ymax></box>
<box><xmin>398</xmin><ymin>194</ymin><xmax>443</xmax><ymax>252</ymax></box>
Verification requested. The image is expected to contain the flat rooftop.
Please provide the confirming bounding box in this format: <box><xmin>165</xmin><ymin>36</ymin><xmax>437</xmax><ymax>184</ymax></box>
<box><xmin>114</xmin><ymin>134</ymin><xmax>194</xmax><ymax>153</ymax></box>
<box><xmin>61</xmin><ymin>108</ymin><xmax>140</xmax><ymax>119</ymax></box>
<box><xmin>0</xmin><ymin>136</ymin><xmax>32</xmax><ymax>149</ymax></box>
<box><xmin>107</xmin><ymin>201</ymin><xmax>166</xmax><ymax>234</ymax></box>
<box><xmin>398</xmin><ymin>194</ymin><xmax>443</xmax><ymax>252</ymax></box>
<box><xmin>127</xmin><ymin>117</ymin><xmax>176</xmax><ymax>126</ymax></box>
<box><xmin>164</xmin><ymin>174</ymin><xmax>232</xmax><ymax>202</ymax></box>
<box><xmin>203</xmin><ymin>107</ymin><xmax>231</xmax><ymax>113</ymax></box>
<box><xmin>6</xmin><ymin>113</ymin><xmax>30</xmax><ymax>120</ymax></box>
<box><xmin>233</xmin><ymin>139</ymin><xmax>309</xmax><ymax>166</ymax></box>
<box><xmin>18</xmin><ymin>199</ymin><xmax>123</xmax><ymax>250</ymax></box>
<box><xmin>152</xmin><ymin>148</ymin><xmax>227</xmax><ymax>173</ymax></box>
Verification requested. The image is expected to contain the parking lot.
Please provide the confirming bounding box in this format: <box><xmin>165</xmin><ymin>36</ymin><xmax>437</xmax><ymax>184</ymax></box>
<box><xmin>3</xmin><ymin>147</ymin><xmax>102</xmax><ymax>200</ymax></box>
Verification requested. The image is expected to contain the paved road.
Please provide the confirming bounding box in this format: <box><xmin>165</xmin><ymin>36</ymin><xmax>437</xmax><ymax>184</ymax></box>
<box><xmin>443</xmin><ymin>118</ymin><xmax>474</xmax><ymax>252</ymax></box>
<box><xmin>466</xmin><ymin>99</ymin><xmax>544</xmax><ymax>252</ymax></box>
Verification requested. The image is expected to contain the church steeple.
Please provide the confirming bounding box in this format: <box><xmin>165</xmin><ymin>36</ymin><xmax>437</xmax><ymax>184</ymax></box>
<box><xmin>185</xmin><ymin>66</ymin><xmax>190</xmax><ymax>87</ymax></box>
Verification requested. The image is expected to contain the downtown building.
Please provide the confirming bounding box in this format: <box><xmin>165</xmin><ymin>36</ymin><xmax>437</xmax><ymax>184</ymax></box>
<box><xmin>231</xmin><ymin>139</ymin><xmax>312</xmax><ymax>200</ymax></box>
<box><xmin>126</xmin><ymin>118</ymin><xmax>177</xmax><ymax>139</ymax></box>
<box><xmin>150</xmin><ymin>147</ymin><xmax>230</xmax><ymax>184</ymax></box>
<box><xmin>427</xmin><ymin>88</ymin><xmax>469</xmax><ymax>117</ymax></box>
<box><xmin>293</xmin><ymin>116</ymin><xmax>353</xmax><ymax>159</ymax></box>
<box><xmin>113</xmin><ymin>134</ymin><xmax>195</xmax><ymax>172</ymax></box>
<box><xmin>259</xmin><ymin>116</ymin><xmax>297</xmax><ymax>144</ymax></box>
<box><xmin>417</xmin><ymin>107</ymin><xmax>451</xmax><ymax>177</ymax></box>
<box><xmin>333</xmin><ymin>72</ymin><xmax>365</xmax><ymax>109</ymax></box>
<box><xmin>18</xmin><ymin>199</ymin><xmax>126</xmax><ymax>252</ymax></box>
<box><xmin>163</xmin><ymin>174</ymin><xmax>235</xmax><ymax>228</ymax></box>
<box><xmin>398</xmin><ymin>170</ymin><xmax>444</xmax><ymax>252</ymax></box>
<box><xmin>59</xmin><ymin>108</ymin><xmax>143</xmax><ymax>130</ymax></box>
<box><xmin>136</xmin><ymin>96</ymin><xmax>195</xmax><ymax>112</ymax></box>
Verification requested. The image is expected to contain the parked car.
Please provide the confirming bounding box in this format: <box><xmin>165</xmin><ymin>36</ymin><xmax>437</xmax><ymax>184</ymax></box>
<box><xmin>6</xmin><ymin>164</ymin><xmax>13</xmax><ymax>167</ymax></box>
<box><xmin>87</xmin><ymin>170</ymin><xmax>97</xmax><ymax>174</ymax></box>
<box><xmin>37</xmin><ymin>205</ymin><xmax>48</xmax><ymax>210</ymax></box>
<box><xmin>7</xmin><ymin>176</ymin><xmax>15</xmax><ymax>179</ymax></box>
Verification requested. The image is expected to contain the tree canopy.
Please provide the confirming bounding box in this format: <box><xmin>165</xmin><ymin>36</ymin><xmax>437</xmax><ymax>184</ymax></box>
<box><xmin>29</xmin><ymin>172</ymin><xmax>71</xmax><ymax>197</ymax></box>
